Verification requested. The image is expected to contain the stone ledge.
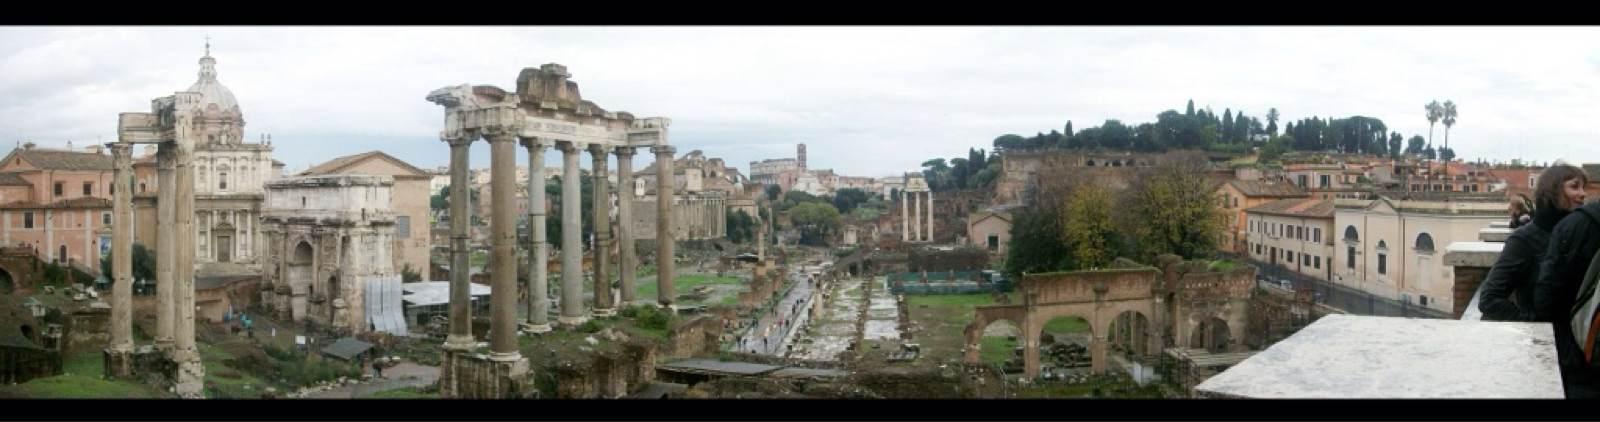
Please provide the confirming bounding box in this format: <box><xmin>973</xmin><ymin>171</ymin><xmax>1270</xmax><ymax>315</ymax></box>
<box><xmin>1479</xmin><ymin>227</ymin><xmax>1513</xmax><ymax>243</ymax></box>
<box><xmin>1444</xmin><ymin>241</ymin><xmax>1503</xmax><ymax>267</ymax></box>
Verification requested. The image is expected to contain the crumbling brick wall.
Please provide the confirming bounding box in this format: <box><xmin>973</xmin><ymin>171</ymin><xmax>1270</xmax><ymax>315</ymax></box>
<box><xmin>63</xmin><ymin>305</ymin><xmax>109</xmax><ymax>356</ymax></box>
<box><xmin>666</xmin><ymin>316</ymin><xmax>723</xmax><ymax>359</ymax></box>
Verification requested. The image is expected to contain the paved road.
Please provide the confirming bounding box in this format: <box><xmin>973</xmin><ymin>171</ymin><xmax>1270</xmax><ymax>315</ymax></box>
<box><xmin>737</xmin><ymin>265</ymin><xmax>820</xmax><ymax>356</ymax></box>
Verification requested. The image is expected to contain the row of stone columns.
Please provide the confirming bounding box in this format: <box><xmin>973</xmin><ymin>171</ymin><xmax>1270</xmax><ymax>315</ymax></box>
<box><xmin>105</xmin><ymin>139</ymin><xmax>200</xmax><ymax>395</ymax></box>
<box><xmin>900</xmin><ymin>190</ymin><xmax>934</xmax><ymax>242</ymax></box>
<box><xmin>442</xmin><ymin>132</ymin><xmax>679</xmax><ymax>357</ymax></box>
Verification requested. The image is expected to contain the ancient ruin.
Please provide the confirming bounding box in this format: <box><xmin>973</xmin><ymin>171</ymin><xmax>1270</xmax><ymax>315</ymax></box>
<box><xmin>425</xmin><ymin>63</ymin><xmax>672</xmax><ymax>398</ymax></box>
<box><xmin>964</xmin><ymin>256</ymin><xmax>1253</xmax><ymax>379</ymax></box>
<box><xmin>259</xmin><ymin>174</ymin><xmax>398</xmax><ymax>334</ymax></box>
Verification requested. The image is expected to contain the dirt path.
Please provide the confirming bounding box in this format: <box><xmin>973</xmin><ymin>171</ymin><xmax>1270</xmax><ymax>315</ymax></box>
<box><xmin>303</xmin><ymin>362</ymin><xmax>440</xmax><ymax>399</ymax></box>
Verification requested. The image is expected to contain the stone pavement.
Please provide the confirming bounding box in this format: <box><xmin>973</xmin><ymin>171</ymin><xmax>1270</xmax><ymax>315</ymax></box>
<box><xmin>737</xmin><ymin>265</ymin><xmax>820</xmax><ymax>356</ymax></box>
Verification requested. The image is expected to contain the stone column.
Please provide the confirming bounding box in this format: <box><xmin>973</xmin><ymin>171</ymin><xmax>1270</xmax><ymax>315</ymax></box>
<box><xmin>652</xmin><ymin>145</ymin><xmax>676</xmax><ymax>308</ymax></box>
<box><xmin>915</xmin><ymin>191</ymin><xmax>928</xmax><ymax>241</ymax></box>
<box><xmin>155</xmin><ymin>144</ymin><xmax>175</xmax><ymax>349</ymax></box>
<box><xmin>901</xmin><ymin>191</ymin><xmax>910</xmax><ymax>242</ymax></box>
<box><xmin>521</xmin><ymin>138</ymin><xmax>551</xmax><ymax>334</ymax></box>
<box><xmin>557</xmin><ymin>141</ymin><xmax>587</xmax><ymax>325</ymax></box>
<box><xmin>614</xmin><ymin>147</ymin><xmax>637</xmax><ymax>306</ymax></box>
<box><xmin>172</xmin><ymin>135</ymin><xmax>203</xmax><ymax>397</ymax></box>
<box><xmin>926</xmin><ymin>191</ymin><xmax>934</xmax><ymax>243</ymax></box>
<box><xmin>444</xmin><ymin>133</ymin><xmax>476</xmax><ymax>350</ymax></box>
<box><xmin>589</xmin><ymin>144</ymin><xmax>614</xmax><ymax>316</ymax></box>
<box><xmin>105</xmin><ymin>143</ymin><xmax>134</xmax><ymax>377</ymax></box>
<box><xmin>484</xmin><ymin>129</ymin><xmax>520</xmax><ymax>359</ymax></box>
<box><xmin>756</xmin><ymin>204</ymin><xmax>766</xmax><ymax>261</ymax></box>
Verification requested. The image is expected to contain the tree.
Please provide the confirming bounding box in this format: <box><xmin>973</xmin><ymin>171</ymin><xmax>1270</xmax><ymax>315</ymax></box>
<box><xmin>1061</xmin><ymin>184</ymin><xmax>1118</xmax><ymax>270</ymax></box>
<box><xmin>1425</xmin><ymin>100</ymin><xmax>1442</xmax><ymax>150</ymax></box>
<box><xmin>1388</xmin><ymin>132</ymin><xmax>1403</xmax><ymax>159</ymax></box>
<box><xmin>1222</xmin><ymin>109</ymin><xmax>1234</xmax><ymax>143</ymax></box>
<box><xmin>1439</xmin><ymin>147</ymin><xmax>1456</xmax><ymax>162</ymax></box>
<box><xmin>1266</xmin><ymin>108</ymin><xmax>1280</xmax><ymax>136</ymax></box>
<box><xmin>993</xmin><ymin>134</ymin><xmax>1026</xmax><ymax>152</ymax></box>
<box><xmin>401</xmin><ymin>264</ymin><xmax>422</xmax><ymax>283</ymax></box>
<box><xmin>831</xmin><ymin>188</ymin><xmax>870</xmax><ymax>215</ymax></box>
<box><xmin>788</xmin><ymin>202</ymin><xmax>841</xmax><ymax>246</ymax></box>
<box><xmin>1122</xmin><ymin>159</ymin><xmax>1226</xmax><ymax>260</ymax></box>
<box><xmin>430</xmin><ymin>186</ymin><xmax>449</xmax><ymax>211</ymax></box>
<box><xmin>764</xmin><ymin>184</ymin><xmax>781</xmax><ymax>201</ymax></box>
<box><xmin>1406</xmin><ymin>135</ymin><xmax>1426</xmax><ymax>155</ymax></box>
<box><xmin>1186</xmin><ymin>99</ymin><xmax>1195</xmax><ymax>117</ymax></box>
<box><xmin>1004</xmin><ymin>205</ymin><xmax>1069</xmax><ymax>279</ymax></box>
<box><xmin>726</xmin><ymin>209</ymin><xmax>755</xmax><ymax>243</ymax></box>
<box><xmin>1064</xmin><ymin>121</ymin><xmax>1074</xmax><ymax>138</ymax></box>
<box><xmin>1441</xmin><ymin>100</ymin><xmax>1458</xmax><ymax>151</ymax></box>
<box><xmin>100</xmin><ymin>243</ymin><xmax>156</xmax><ymax>285</ymax></box>
<box><xmin>1422</xmin><ymin>145</ymin><xmax>1438</xmax><ymax>160</ymax></box>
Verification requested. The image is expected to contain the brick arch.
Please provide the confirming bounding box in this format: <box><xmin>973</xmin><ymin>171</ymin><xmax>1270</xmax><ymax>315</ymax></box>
<box><xmin>963</xmin><ymin>304</ymin><xmax>1028</xmax><ymax>366</ymax></box>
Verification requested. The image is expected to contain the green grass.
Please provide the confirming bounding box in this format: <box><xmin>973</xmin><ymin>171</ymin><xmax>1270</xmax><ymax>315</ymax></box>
<box><xmin>199</xmin><ymin>342</ymin><xmax>272</xmax><ymax>398</ymax></box>
<box><xmin>1043</xmin><ymin>317</ymin><xmax>1090</xmax><ymax>334</ymax></box>
<box><xmin>369</xmin><ymin>386</ymin><xmax>439</xmax><ymax>399</ymax></box>
<box><xmin>1206</xmin><ymin>260</ymin><xmax>1238</xmax><ymax>272</ymax></box>
<box><xmin>634</xmin><ymin>274</ymin><xmax>742</xmax><ymax>303</ymax></box>
<box><xmin>0</xmin><ymin>353</ymin><xmax>166</xmax><ymax>398</ymax></box>
<box><xmin>907</xmin><ymin>293</ymin><xmax>995</xmax><ymax>324</ymax></box>
<box><xmin>979</xmin><ymin>336</ymin><xmax>1017</xmax><ymax>365</ymax></box>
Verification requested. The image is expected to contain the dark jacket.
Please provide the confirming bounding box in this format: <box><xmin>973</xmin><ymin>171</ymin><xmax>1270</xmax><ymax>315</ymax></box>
<box><xmin>1534</xmin><ymin>201</ymin><xmax>1600</xmax><ymax>397</ymax></box>
<box><xmin>1479</xmin><ymin>206</ymin><xmax>1566</xmax><ymax>321</ymax></box>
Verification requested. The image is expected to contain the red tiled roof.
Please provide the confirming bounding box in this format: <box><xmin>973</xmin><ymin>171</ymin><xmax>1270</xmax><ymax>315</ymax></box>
<box><xmin>1245</xmin><ymin>198</ymin><xmax>1334</xmax><ymax>218</ymax></box>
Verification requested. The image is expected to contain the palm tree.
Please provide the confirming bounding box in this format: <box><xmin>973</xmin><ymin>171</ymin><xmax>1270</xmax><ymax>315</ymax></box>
<box><xmin>1441</xmin><ymin>100</ymin><xmax>1458</xmax><ymax>152</ymax></box>
<box><xmin>1425</xmin><ymin>100</ymin><xmax>1442</xmax><ymax>151</ymax></box>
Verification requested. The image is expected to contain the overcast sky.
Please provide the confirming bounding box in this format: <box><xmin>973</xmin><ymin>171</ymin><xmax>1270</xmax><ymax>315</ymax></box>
<box><xmin>2</xmin><ymin>26</ymin><xmax>1596</xmax><ymax>177</ymax></box>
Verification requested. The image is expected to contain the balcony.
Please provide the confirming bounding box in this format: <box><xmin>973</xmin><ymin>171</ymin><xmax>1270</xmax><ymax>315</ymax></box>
<box><xmin>1194</xmin><ymin>221</ymin><xmax>1564</xmax><ymax>398</ymax></box>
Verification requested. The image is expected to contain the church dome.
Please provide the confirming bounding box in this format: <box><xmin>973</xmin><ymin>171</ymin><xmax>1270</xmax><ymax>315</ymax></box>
<box><xmin>186</xmin><ymin>44</ymin><xmax>240</xmax><ymax>114</ymax></box>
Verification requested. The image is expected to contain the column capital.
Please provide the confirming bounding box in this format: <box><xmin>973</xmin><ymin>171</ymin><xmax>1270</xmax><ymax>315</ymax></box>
<box><xmin>518</xmin><ymin>136</ymin><xmax>549</xmax><ymax>150</ymax></box>
<box><xmin>481</xmin><ymin>126</ymin><xmax>520</xmax><ymax>143</ymax></box>
<box><xmin>587</xmin><ymin>143</ymin><xmax>612</xmax><ymax>156</ymax></box>
<box><xmin>442</xmin><ymin>130</ymin><xmax>479</xmax><ymax>147</ymax></box>
<box><xmin>555</xmin><ymin>140</ymin><xmax>581</xmax><ymax>154</ymax></box>
<box><xmin>614</xmin><ymin>146</ymin><xmax>637</xmax><ymax>158</ymax></box>
<box><xmin>651</xmin><ymin>145</ymin><xmax>676</xmax><ymax>156</ymax></box>
<box><xmin>108</xmin><ymin>143</ymin><xmax>133</xmax><ymax>167</ymax></box>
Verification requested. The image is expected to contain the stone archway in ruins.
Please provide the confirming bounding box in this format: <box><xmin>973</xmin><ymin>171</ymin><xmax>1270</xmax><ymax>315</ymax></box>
<box><xmin>1107</xmin><ymin>310</ymin><xmax>1153</xmax><ymax>357</ymax></box>
<box><xmin>965</xmin><ymin>268</ymin><xmax>1162</xmax><ymax>379</ymax></box>
<box><xmin>289</xmin><ymin>240</ymin><xmax>315</xmax><ymax>321</ymax></box>
<box><xmin>0</xmin><ymin>267</ymin><xmax>13</xmax><ymax>295</ymax></box>
<box><xmin>1190</xmin><ymin>317</ymin><xmax>1232</xmax><ymax>353</ymax></box>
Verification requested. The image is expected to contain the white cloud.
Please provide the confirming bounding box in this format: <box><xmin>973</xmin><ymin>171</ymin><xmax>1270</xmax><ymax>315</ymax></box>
<box><xmin>0</xmin><ymin>26</ymin><xmax>1594</xmax><ymax>177</ymax></box>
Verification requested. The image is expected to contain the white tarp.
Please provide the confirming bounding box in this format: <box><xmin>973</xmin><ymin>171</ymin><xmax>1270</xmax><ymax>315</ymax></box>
<box><xmin>365</xmin><ymin>275</ymin><xmax>407</xmax><ymax>336</ymax></box>
<box><xmin>401</xmin><ymin>281</ymin><xmax>491</xmax><ymax>308</ymax></box>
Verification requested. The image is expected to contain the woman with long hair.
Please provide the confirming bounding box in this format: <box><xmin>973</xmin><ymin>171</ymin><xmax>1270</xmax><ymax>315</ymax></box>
<box><xmin>1479</xmin><ymin>164</ymin><xmax>1588</xmax><ymax>321</ymax></box>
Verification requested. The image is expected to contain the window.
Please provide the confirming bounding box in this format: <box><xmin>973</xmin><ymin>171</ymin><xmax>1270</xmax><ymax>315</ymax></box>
<box><xmin>1231</xmin><ymin>197</ymin><xmax>1238</xmax><ymax>208</ymax></box>
<box><xmin>1377</xmin><ymin>240</ymin><xmax>1389</xmax><ymax>275</ymax></box>
<box><xmin>1286</xmin><ymin>249</ymin><xmax>1293</xmax><ymax>261</ymax></box>
<box><xmin>396</xmin><ymin>215</ymin><xmax>411</xmax><ymax>239</ymax></box>
<box><xmin>302</xmin><ymin>197</ymin><xmax>307</xmax><ymax>207</ymax></box>
<box><xmin>54</xmin><ymin>182</ymin><xmax>63</xmax><ymax>197</ymax></box>
<box><xmin>1320</xmin><ymin>174</ymin><xmax>1331</xmax><ymax>188</ymax></box>
<box><xmin>219</xmin><ymin>173</ymin><xmax>228</xmax><ymax>190</ymax></box>
<box><xmin>1296</xmin><ymin>226</ymin><xmax>1303</xmax><ymax>240</ymax></box>
<box><xmin>1344</xmin><ymin>226</ymin><xmax>1359</xmax><ymax>242</ymax></box>
<box><xmin>987</xmin><ymin>235</ymin><xmax>999</xmax><ymax>252</ymax></box>
<box><xmin>1314</xmin><ymin>256</ymin><xmax>1321</xmax><ymax>269</ymax></box>
<box><xmin>1415</xmin><ymin>233</ymin><xmax>1435</xmax><ymax>253</ymax></box>
<box><xmin>57</xmin><ymin>245</ymin><xmax>66</xmax><ymax>263</ymax></box>
<box><xmin>139</xmin><ymin>182</ymin><xmax>146</xmax><ymax>193</ymax></box>
<box><xmin>23</xmin><ymin>212</ymin><xmax>34</xmax><ymax>229</ymax></box>
<box><xmin>1298</xmin><ymin>175</ymin><xmax>1309</xmax><ymax>187</ymax></box>
<box><xmin>82</xmin><ymin>182</ymin><xmax>92</xmax><ymax>196</ymax></box>
<box><xmin>102</xmin><ymin>212</ymin><xmax>111</xmax><ymax>225</ymax></box>
<box><xmin>1347</xmin><ymin>246</ymin><xmax>1356</xmax><ymax>269</ymax></box>
<box><xmin>1314</xmin><ymin>228</ymin><xmax>1321</xmax><ymax>243</ymax></box>
<box><xmin>1420</xmin><ymin>295</ymin><xmax>1429</xmax><ymax>306</ymax></box>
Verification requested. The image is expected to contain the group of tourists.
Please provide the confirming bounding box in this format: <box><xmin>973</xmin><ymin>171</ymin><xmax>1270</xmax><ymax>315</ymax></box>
<box><xmin>1478</xmin><ymin>163</ymin><xmax>1600</xmax><ymax>397</ymax></box>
